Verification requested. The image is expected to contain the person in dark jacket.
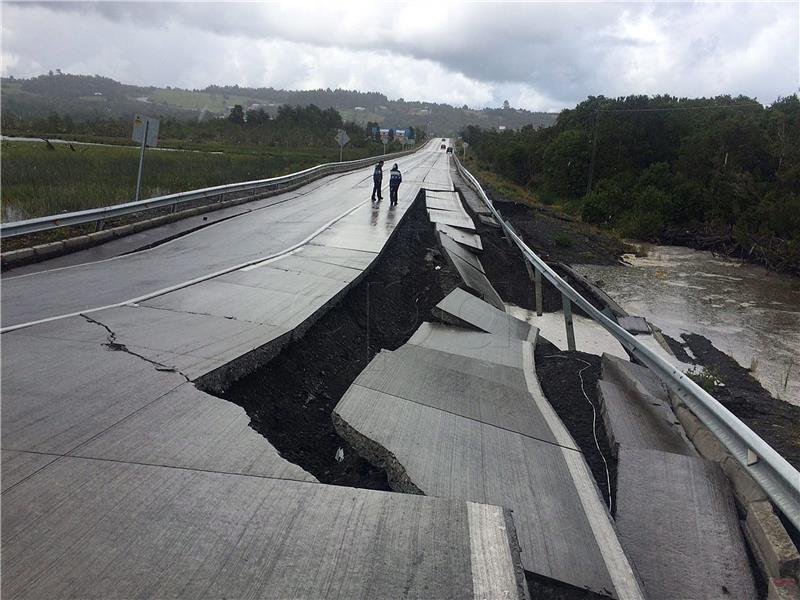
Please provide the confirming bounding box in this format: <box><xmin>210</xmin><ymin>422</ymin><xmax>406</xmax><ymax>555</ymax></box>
<box><xmin>371</xmin><ymin>160</ymin><xmax>384</xmax><ymax>202</ymax></box>
<box><xmin>389</xmin><ymin>163</ymin><xmax>402</xmax><ymax>205</ymax></box>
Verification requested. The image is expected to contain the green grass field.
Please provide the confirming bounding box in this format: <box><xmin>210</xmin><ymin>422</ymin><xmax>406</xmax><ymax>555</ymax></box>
<box><xmin>148</xmin><ymin>89</ymin><xmax>261</xmax><ymax>115</ymax></box>
<box><xmin>0</xmin><ymin>140</ymin><xmax>391</xmax><ymax>222</ymax></box>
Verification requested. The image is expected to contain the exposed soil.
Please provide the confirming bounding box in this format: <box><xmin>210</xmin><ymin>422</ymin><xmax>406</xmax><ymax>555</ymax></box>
<box><xmin>533</xmin><ymin>339</ymin><xmax>617</xmax><ymax>512</ymax></box>
<box><xmin>525</xmin><ymin>571</ymin><xmax>611</xmax><ymax>600</ymax></box>
<box><xmin>220</xmin><ymin>195</ymin><xmax>461</xmax><ymax>489</ymax></box>
<box><xmin>458</xmin><ymin>190</ymin><xmax>613</xmax><ymax>318</ymax></box>
<box><xmin>679</xmin><ymin>333</ymin><xmax>800</xmax><ymax>471</ymax></box>
<box><xmin>492</xmin><ymin>199</ymin><xmax>625</xmax><ymax>267</ymax></box>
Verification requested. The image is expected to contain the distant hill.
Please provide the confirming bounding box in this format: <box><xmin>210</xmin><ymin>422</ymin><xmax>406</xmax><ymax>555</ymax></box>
<box><xmin>1</xmin><ymin>73</ymin><xmax>557</xmax><ymax>134</ymax></box>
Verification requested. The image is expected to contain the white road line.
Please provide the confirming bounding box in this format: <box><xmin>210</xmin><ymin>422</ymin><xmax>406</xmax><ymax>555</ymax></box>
<box><xmin>1</xmin><ymin>149</ymin><xmax>442</xmax><ymax>333</ymax></box>
<box><xmin>4</xmin><ymin>151</ymin><xmax>435</xmax><ymax>281</ymax></box>
<box><xmin>1</xmin><ymin>197</ymin><xmax>372</xmax><ymax>333</ymax></box>
<box><xmin>2</xmin><ymin>169</ymin><xmax>364</xmax><ymax>281</ymax></box>
<box><xmin>521</xmin><ymin>342</ymin><xmax>645</xmax><ymax>600</ymax></box>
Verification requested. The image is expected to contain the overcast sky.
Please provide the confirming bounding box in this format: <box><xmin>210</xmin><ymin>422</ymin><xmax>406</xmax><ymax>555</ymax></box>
<box><xmin>2</xmin><ymin>1</ymin><xmax>798</xmax><ymax>111</ymax></box>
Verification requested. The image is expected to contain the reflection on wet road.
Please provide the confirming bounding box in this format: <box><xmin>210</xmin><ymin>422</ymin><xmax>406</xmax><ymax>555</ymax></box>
<box><xmin>575</xmin><ymin>245</ymin><xmax>800</xmax><ymax>405</ymax></box>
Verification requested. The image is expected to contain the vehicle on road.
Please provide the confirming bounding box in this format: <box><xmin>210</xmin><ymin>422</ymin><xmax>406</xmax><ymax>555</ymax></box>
<box><xmin>440</xmin><ymin>143</ymin><xmax>446</xmax><ymax>150</ymax></box>
<box><xmin>446</xmin><ymin>146</ymin><xmax>453</xmax><ymax>153</ymax></box>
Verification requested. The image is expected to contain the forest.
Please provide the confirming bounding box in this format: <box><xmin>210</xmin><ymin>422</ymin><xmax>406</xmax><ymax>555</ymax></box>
<box><xmin>462</xmin><ymin>94</ymin><xmax>800</xmax><ymax>274</ymax></box>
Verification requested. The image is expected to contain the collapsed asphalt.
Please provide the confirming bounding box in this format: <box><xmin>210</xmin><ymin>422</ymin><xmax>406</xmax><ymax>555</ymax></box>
<box><xmin>220</xmin><ymin>194</ymin><xmax>462</xmax><ymax>489</ymax></box>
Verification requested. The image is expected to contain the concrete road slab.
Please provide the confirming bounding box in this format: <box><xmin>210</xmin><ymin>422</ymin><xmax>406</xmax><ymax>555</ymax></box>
<box><xmin>425</xmin><ymin>190</ymin><xmax>460</xmax><ymax>200</ymax></box>
<box><xmin>408</xmin><ymin>322</ymin><xmax>525</xmax><ymax>369</ymax></box>
<box><xmin>438</xmin><ymin>230</ymin><xmax>484</xmax><ymax>272</ymax></box>
<box><xmin>142</xmin><ymin>268</ymin><xmax>349</xmax><ymax>333</ymax></box>
<box><xmin>426</xmin><ymin>191</ymin><xmax>464</xmax><ymax>212</ymax></box>
<box><xmin>309</xmin><ymin>223</ymin><xmax>397</xmax><ymax>254</ymax></box>
<box><xmin>85</xmin><ymin>305</ymin><xmax>291</xmax><ymax>373</ymax></box>
<box><xmin>598</xmin><ymin>380</ymin><xmax>692</xmax><ymax>456</ymax></box>
<box><xmin>423</xmin><ymin>165</ymin><xmax>454</xmax><ymax>190</ymax></box>
<box><xmin>334</xmin><ymin>384</ymin><xmax>616</xmax><ymax>595</ymax></box>
<box><xmin>602</xmin><ymin>352</ymin><xmax>669</xmax><ymax>400</ymax></box>
<box><xmin>292</xmin><ymin>244</ymin><xmax>377</xmax><ymax>271</ymax></box>
<box><xmin>616</xmin><ymin>446</ymin><xmax>757</xmax><ymax>600</ymax></box>
<box><xmin>436</xmin><ymin>222</ymin><xmax>484</xmax><ymax>251</ymax></box>
<box><xmin>448</xmin><ymin>255</ymin><xmax>505</xmax><ymax>311</ymax></box>
<box><xmin>455</xmin><ymin>183</ymin><xmax>493</xmax><ymax>216</ymax></box>
<box><xmin>617</xmin><ymin>316</ymin><xmax>651</xmax><ymax>334</ymax></box>
<box><xmin>428</xmin><ymin>208</ymin><xmax>475</xmax><ymax>230</ymax></box>
<box><xmin>263</xmin><ymin>253</ymin><xmax>361</xmax><ymax>282</ymax></box>
<box><xmin>1</xmin><ymin>456</ymin><xmax>529</xmax><ymax>600</ymax></box>
<box><xmin>1</xmin><ymin>328</ymin><xmax>186</xmax><ymax>455</ymax></box>
<box><xmin>354</xmin><ymin>349</ymin><xmax>552</xmax><ymax>441</ymax></box>
<box><xmin>434</xmin><ymin>288</ymin><xmax>537</xmax><ymax>341</ymax></box>
<box><xmin>389</xmin><ymin>343</ymin><xmax>525</xmax><ymax>387</ymax></box>
<box><xmin>73</xmin><ymin>382</ymin><xmax>316</xmax><ymax>482</ymax></box>
<box><xmin>1</xmin><ymin>450</ymin><xmax>58</xmax><ymax>492</ymax></box>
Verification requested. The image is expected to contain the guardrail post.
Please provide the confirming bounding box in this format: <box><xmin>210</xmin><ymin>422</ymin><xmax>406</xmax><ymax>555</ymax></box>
<box><xmin>562</xmin><ymin>294</ymin><xmax>576</xmax><ymax>351</ymax></box>
<box><xmin>534</xmin><ymin>268</ymin><xmax>543</xmax><ymax>317</ymax></box>
<box><xmin>523</xmin><ymin>261</ymin><xmax>544</xmax><ymax>317</ymax></box>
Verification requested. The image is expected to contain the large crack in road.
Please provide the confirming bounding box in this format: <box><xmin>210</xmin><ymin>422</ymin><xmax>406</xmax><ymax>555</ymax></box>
<box><xmin>216</xmin><ymin>194</ymin><xmax>462</xmax><ymax>489</ymax></box>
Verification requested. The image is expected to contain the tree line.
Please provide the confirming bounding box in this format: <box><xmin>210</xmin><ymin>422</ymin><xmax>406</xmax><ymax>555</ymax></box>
<box><xmin>2</xmin><ymin>102</ymin><xmax>422</xmax><ymax>152</ymax></box>
<box><xmin>462</xmin><ymin>94</ymin><xmax>800</xmax><ymax>273</ymax></box>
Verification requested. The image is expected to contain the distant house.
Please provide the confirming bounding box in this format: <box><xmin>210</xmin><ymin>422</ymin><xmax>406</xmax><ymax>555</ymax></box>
<box><xmin>247</xmin><ymin>103</ymin><xmax>262</xmax><ymax>111</ymax></box>
<box><xmin>354</xmin><ymin>106</ymin><xmax>366</xmax><ymax>111</ymax></box>
<box><xmin>498</xmin><ymin>125</ymin><xmax>507</xmax><ymax>131</ymax></box>
<box><xmin>93</xmin><ymin>92</ymin><xmax>103</xmax><ymax>96</ymax></box>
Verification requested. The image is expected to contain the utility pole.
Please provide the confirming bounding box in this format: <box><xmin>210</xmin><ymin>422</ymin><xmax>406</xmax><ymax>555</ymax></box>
<box><xmin>585</xmin><ymin>109</ymin><xmax>600</xmax><ymax>196</ymax></box>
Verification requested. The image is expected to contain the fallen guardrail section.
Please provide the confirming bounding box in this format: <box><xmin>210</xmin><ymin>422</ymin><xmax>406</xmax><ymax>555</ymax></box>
<box><xmin>1</xmin><ymin>144</ymin><xmax>423</xmax><ymax>238</ymax></box>
<box><xmin>453</xmin><ymin>155</ymin><xmax>800</xmax><ymax>535</ymax></box>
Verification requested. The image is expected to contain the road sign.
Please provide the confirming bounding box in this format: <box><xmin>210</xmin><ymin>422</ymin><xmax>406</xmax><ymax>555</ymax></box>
<box><xmin>335</xmin><ymin>129</ymin><xmax>350</xmax><ymax>161</ymax></box>
<box><xmin>335</xmin><ymin>129</ymin><xmax>350</xmax><ymax>147</ymax></box>
<box><xmin>132</xmin><ymin>115</ymin><xmax>159</xmax><ymax>148</ymax></box>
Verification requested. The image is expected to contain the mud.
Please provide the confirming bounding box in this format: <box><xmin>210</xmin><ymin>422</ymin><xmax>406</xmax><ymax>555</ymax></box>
<box><xmin>680</xmin><ymin>333</ymin><xmax>800</xmax><ymax>471</ymax></box>
<box><xmin>220</xmin><ymin>195</ymin><xmax>461</xmax><ymax>489</ymax></box>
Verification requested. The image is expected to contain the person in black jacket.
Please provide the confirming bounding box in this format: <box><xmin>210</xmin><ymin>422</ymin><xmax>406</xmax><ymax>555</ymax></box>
<box><xmin>371</xmin><ymin>161</ymin><xmax>384</xmax><ymax>202</ymax></box>
<box><xmin>389</xmin><ymin>163</ymin><xmax>402</xmax><ymax>205</ymax></box>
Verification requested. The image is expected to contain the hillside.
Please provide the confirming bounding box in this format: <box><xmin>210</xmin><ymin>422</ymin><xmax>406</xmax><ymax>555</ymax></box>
<box><xmin>1</xmin><ymin>73</ymin><xmax>557</xmax><ymax>134</ymax></box>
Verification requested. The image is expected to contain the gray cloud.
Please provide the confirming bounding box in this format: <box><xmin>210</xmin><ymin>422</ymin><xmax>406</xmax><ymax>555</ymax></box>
<box><xmin>3</xmin><ymin>1</ymin><xmax>797</xmax><ymax>111</ymax></box>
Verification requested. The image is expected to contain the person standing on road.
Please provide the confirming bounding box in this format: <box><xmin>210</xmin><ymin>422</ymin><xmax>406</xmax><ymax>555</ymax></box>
<box><xmin>372</xmin><ymin>160</ymin><xmax>384</xmax><ymax>202</ymax></box>
<box><xmin>389</xmin><ymin>163</ymin><xmax>402</xmax><ymax>206</ymax></box>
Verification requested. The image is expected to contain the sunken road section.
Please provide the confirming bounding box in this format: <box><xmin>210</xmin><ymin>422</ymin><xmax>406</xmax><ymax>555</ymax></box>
<box><xmin>220</xmin><ymin>193</ymin><xmax>463</xmax><ymax>488</ymax></box>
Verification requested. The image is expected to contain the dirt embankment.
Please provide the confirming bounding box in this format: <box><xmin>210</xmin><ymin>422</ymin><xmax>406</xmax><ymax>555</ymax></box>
<box><xmin>665</xmin><ymin>333</ymin><xmax>800</xmax><ymax>471</ymax></box>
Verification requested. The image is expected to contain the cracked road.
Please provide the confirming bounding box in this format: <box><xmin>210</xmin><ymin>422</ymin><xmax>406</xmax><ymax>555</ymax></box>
<box><xmin>1</xmin><ymin>142</ymin><xmax>442</xmax><ymax>330</ymax></box>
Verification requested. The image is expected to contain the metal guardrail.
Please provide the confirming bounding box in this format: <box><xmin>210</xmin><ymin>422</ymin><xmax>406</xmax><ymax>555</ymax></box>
<box><xmin>454</xmin><ymin>155</ymin><xmax>800</xmax><ymax>531</ymax></box>
<box><xmin>1</xmin><ymin>143</ymin><xmax>427</xmax><ymax>238</ymax></box>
